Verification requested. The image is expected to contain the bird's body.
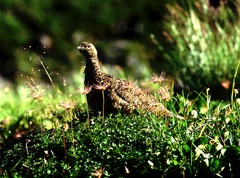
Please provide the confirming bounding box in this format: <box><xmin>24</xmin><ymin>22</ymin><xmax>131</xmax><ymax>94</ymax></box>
<box><xmin>77</xmin><ymin>42</ymin><xmax>184</xmax><ymax>119</ymax></box>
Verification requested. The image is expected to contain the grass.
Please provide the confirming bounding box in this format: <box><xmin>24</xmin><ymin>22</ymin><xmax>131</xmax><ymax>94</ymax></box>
<box><xmin>0</xmin><ymin>98</ymin><xmax>239</xmax><ymax>177</ymax></box>
<box><xmin>151</xmin><ymin>0</ymin><xmax>240</xmax><ymax>97</ymax></box>
<box><xmin>0</xmin><ymin>1</ymin><xmax>240</xmax><ymax>176</ymax></box>
<box><xmin>0</xmin><ymin>54</ymin><xmax>239</xmax><ymax>177</ymax></box>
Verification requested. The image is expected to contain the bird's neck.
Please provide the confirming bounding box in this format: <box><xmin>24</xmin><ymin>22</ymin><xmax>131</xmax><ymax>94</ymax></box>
<box><xmin>84</xmin><ymin>56</ymin><xmax>105</xmax><ymax>85</ymax></box>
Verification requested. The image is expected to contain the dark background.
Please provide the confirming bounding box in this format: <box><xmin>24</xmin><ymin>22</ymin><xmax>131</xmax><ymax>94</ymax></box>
<box><xmin>0</xmin><ymin>0</ymin><xmax>239</xmax><ymax>98</ymax></box>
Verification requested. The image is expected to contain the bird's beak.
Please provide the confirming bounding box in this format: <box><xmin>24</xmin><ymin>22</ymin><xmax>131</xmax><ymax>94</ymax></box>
<box><xmin>76</xmin><ymin>46</ymin><xmax>81</xmax><ymax>50</ymax></box>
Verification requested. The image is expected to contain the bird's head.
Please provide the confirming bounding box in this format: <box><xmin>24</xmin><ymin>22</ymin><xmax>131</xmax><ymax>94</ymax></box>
<box><xmin>77</xmin><ymin>42</ymin><xmax>98</xmax><ymax>58</ymax></box>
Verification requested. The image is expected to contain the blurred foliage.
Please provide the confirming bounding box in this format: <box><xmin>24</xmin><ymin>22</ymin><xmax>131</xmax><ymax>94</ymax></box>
<box><xmin>1</xmin><ymin>0</ymin><xmax>240</xmax><ymax>99</ymax></box>
<box><xmin>152</xmin><ymin>0</ymin><xmax>240</xmax><ymax>99</ymax></box>
<box><xmin>0</xmin><ymin>0</ymin><xmax>169</xmax><ymax>82</ymax></box>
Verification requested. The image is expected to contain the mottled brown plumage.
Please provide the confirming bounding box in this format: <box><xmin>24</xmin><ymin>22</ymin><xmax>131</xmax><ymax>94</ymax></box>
<box><xmin>77</xmin><ymin>42</ymin><xmax>184</xmax><ymax>119</ymax></box>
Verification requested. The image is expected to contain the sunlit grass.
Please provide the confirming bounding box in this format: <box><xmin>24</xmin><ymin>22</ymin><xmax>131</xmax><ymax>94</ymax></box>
<box><xmin>1</xmin><ymin>3</ymin><xmax>240</xmax><ymax>174</ymax></box>
<box><xmin>152</xmin><ymin>0</ymin><xmax>240</xmax><ymax>95</ymax></box>
<box><xmin>0</xmin><ymin>54</ymin><xmax>239</xmax><ymax>177</ymax></box>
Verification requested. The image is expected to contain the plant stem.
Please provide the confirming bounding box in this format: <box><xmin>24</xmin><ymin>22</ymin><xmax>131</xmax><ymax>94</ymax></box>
<box><xmin>67</xmin><ymin>109</ymin><xmax>74</xmax><ymax>147</ymax></box>
<box><xmin>86</xmin><ymin>96</ymin><xmax>90</xmax><ymax>128</ymax></box>
<box><xmin>231</xmin><ymin>59</ymin><xmax>240</xmax><ymax>104</ymax></box>
<box><xmin>102</xmin><ymin>90</ymin><xmax>105</xmax><ymax>125</ymax></box>
<box><xmin>34</xmin><ymin>54</ymin><xmax>61</xmax><ymax>100</ymax></box>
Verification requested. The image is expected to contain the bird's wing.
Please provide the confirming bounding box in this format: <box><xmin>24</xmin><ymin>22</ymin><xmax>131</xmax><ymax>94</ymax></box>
<box><xmin>109</xmin><ymin>79</ymin><xmax>146</xmax><ymax>111</ymax></box>
<box><xmin>111</xmin><ymin>89</ymin><xmax>130</xmax><ymax>107</ymax></box>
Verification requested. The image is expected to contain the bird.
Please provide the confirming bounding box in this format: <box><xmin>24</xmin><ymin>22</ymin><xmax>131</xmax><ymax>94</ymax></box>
<box><xmin>77</xmin><ymin>42</ymin><xmax>184</xmax><ymax>119</ymax></box>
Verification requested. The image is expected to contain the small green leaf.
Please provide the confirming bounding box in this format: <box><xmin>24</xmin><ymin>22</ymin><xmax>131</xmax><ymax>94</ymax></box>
<box><xmin>183</xmin><ymin>144</ymin><xmax>190</xmax><ymax>152</ymax></box>
<box><xmin>173</xmin><ymin>159</ymin><xmax>179</xmax><ymax>165</ymax></box>
<box><xmin>210</xmin><ymin>158</ymin><xmax>220</xmax><ymax>172</ymax></box>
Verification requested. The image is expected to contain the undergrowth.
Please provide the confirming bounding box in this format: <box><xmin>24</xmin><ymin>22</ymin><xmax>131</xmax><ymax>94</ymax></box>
<box><xmin>0</xmin><ymin>53</ymin><xmax>239</xmax><ymax>177</ymax></box>
<box><xmin>1</xmin><ymin>102</ymin><xmax>239</xmax><ymax>177</ymax></box>
<box><xmin>152</xmin><ymin>0</ymin><xmax>240</xmax><ymax>98</ymax></box>
<box><xmin>1</xmin><ymin>1</ymin><xmax>240</xmax><ymax>177</ymax></box>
